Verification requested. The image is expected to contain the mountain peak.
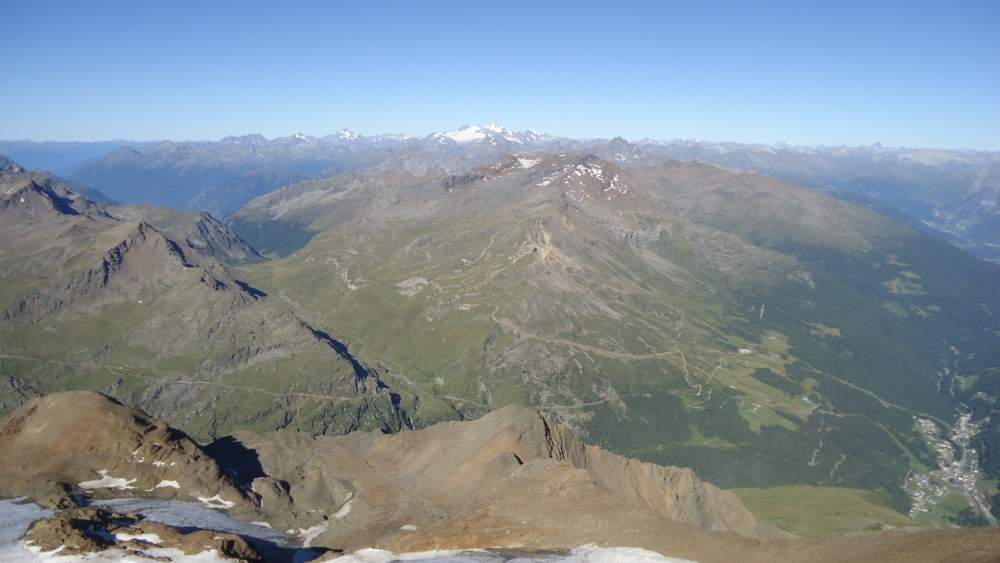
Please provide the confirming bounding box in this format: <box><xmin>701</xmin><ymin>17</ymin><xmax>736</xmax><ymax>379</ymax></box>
<box><xmin>0</xmin><ymin>154</ymin><xmax>22</xmax><ymax>172</ymax></box>
<box><xmin>434</xmin><ymin>124</ymin><xmax>490</xmax><ymax>144</ymax></box>
<box><xmin>336</xmin><ymin>128</ymin><xmax>360</xmax><ymax>140</ymax></box>
<box><xmin>433</xmin><ymin>123</ymin><xmax>537</xmax><ymax>145</ymax></box>
<box><xmin>1</xmin><ymin>173</ymin><xmax>84</xmax><ymax>217</ymax></box>
<box><xmin>106</xmin><ymin>146</ymin><xmax>144</xmax><ymax>162</ymax></box>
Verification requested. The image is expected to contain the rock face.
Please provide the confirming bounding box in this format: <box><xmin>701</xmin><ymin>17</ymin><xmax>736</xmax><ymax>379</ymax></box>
<box><xmin>0</xmin><ymin>392</ymin><xmax>253</xmax><ymax>512</ymax></box>
<box><xmin>108</xmin><ymin>204</ymin><xmax>264</xmax><ymax>265</ymax></box>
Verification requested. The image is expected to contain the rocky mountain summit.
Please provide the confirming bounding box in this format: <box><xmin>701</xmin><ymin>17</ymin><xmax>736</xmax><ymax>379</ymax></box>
<box><xmin>0</xmin><ymin>392</ymin><xmax>252</xmax><ymax>510</ymax></box>
<box><xmin>0</xmin><ymin>392</ymin><xmax>763</xmax><ymax>558</ymax></box>
<box><xmin>108</xmin><ymin>204</ymin><xmax>264</xmax><ymax>265</ymax></box>
<box><xmin>231</xmin><ymin>402</ymin><xmax>773</xmax><ymax>547</ymax></box>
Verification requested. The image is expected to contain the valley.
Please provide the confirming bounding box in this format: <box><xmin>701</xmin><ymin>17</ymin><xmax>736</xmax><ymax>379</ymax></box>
<box><xmin>907</xmin><ymin>414</ymin><xmax>996</xmax><ymax>526</ymax></box>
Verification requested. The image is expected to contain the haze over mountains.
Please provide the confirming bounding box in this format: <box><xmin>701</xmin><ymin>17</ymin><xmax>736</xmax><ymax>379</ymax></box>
<box><xmin>5</xmin><ymin>125</ymin><xmax>998</xmax><ymax>262</ymax></box>
<box><xmin>2</xmin><ymin>123</ymin><xmax>1000</xmax><ymax>559</ymax></box>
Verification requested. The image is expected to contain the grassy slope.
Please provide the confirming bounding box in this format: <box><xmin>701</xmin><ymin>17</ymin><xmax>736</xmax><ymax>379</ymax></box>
<box><xmin>732</xmin><ymin>485</ymin><xmax>917</xmax><ymax>536</ymax></box>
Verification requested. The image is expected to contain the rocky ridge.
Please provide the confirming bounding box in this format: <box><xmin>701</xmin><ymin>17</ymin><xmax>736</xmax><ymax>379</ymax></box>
<box><xmin>3</xmin><ymin>392</ymin><xmax>1000</xmax><ymax>562</ymax></box>
<box><xmin>0</xmin><ymin>165</ymin><xmax>410</xmax><ymax>441</ymax></box>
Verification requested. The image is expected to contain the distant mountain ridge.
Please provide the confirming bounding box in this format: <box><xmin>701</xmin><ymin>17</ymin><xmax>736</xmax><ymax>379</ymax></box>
<box><xmin>8</xmin><ymin>127</ymin><xmax>994</xmax><ymax>261</ymax></box>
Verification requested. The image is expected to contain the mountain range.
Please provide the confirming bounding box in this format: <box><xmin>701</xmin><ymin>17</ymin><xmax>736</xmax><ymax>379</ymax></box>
<box><xmin>2</xmin><ymin>126</ymin><xmax>1000</xmax><ymax>539</ymax></box>
<box><xmin>4</xmin><ymin>126</ymin><xmax>997</xmax><ymax>263</ymax></box>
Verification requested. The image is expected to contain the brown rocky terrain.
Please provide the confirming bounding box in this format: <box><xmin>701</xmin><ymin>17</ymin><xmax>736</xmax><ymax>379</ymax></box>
<box><xmin>23</xmin><ymin>507</ymin><xmax>263</xmax><ymax>561</ymax></box>
<box><xmin>0</xmin><ymin>392</ymin><xmax>767</xmax><ymax>554</ymax></box>
<box><xmin>0</xmin><ymin>392</ymin><xmax>254</xmax><ymax>512</ymax></box>
<box><xmin>231</xmin><ymin>403</ymin><xmax>774</xmax><ymax>546</ymax></box>
<box><xmin>3</xmin><ymin>392</ymin><xmax>1000</xmax><ymax>562</ymax></box>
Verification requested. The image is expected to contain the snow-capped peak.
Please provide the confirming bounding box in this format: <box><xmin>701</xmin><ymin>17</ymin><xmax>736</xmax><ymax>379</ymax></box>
<box><xmin>435</xmin><ymin>123</ymin><xmax>530</xmax><ymax>145</ymax></box>
<box><xmin>428</xmin><ymin>124</ymin><xmax>559</xmax><ymax>146</ymax></box>
<box><xmin>437</xmin><ymin>125</ymin><xmax>488</xmax><ymax>144</ymax></box>
<box><xmin>336</xmin><ymin>129</ymin><xmax>360</xmax><ymax>140</ymax></box>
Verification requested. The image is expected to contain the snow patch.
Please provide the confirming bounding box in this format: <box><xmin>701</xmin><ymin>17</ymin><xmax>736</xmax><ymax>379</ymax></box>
<box><xmin>197</xmin><ymin>495</ymin><xmax>235</xmax><ymax>510</ymax></box>
<box><xmin>115</xmin><ymin>531</ymin><xmax>163</xmax><ymax>544</ymax></box>
<box><xmin>331</xmin><ymin>548</ymin><xmax>472</xmax><ymax>563</ymax></box>
<box><xmin>334</xmin><ymin>499</ymin><xmax>353</xmax><ymax>519</ymax></box>
<box><xmin>330</xmin><ymin>546</ymin><xmax>695</xmax><ymax>563</ymax></box>
<box><xmin>565</xmin><ymin>545</ymin><xmax>696</xmax><ymax>563</ymax></box>
<box><xmin>79</xmin><ymin>470</ymin><xmax>137</xmax><ymax>491</ymax></box>
<box><xmin>155</xmin><ymin>480</ymin><xmax>181</xmax><ymax>489</ymax></box>
<box><xmin>517</xmin><ymin>157</ymin><xmax>540</xmax><ymax>169</ymax></box>
<box><xmin>294</xmin><ymin>522</ymin><xmax>329</xmax><ymax>548</ymax></box>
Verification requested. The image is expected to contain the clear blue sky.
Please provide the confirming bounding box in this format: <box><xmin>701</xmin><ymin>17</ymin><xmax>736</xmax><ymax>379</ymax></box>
<box><xmin>2</xmin><ymin>0</ymin><xmax>997</xmax><ymax>149</ymax></box>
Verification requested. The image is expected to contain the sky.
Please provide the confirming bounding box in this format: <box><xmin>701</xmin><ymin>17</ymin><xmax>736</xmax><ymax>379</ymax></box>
<box><xmin>2</xmin><ymin>0</ymin><xmax>997</xmax><ymax>149</ymax></box>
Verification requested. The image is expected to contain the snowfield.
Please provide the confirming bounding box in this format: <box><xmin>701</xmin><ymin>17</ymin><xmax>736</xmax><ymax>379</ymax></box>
<box><xmin>331</xmin><ymin>546</ymin><xmax>696</xmax><ymax>563</ymax></box>
<box><xmin>1</xmin><ymin>499</ymin><xmax>695</xmax><ymax>563</ymax></box>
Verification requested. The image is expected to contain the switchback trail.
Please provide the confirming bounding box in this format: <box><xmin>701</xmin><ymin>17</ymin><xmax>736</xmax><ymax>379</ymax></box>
<box><xmin>489</xmin><ymin>305</ymin><xmax>685</xmax><ymax>362</ymax></box>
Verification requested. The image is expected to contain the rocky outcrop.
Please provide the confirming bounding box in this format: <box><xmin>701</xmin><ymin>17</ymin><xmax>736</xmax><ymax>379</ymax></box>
<box><xmin>23</xmin><ymin>507</ymin><xmax>263</xmax><ymax>561</ymax></box>
<box><xmin>0</xmin><ymin>376</ymin><xmax>38</xmax><ymax>414</ymax></box>
<box><xmin>109</xmin><ymin>204</ymin><xmax>264</xmax><ymax>265</ymax></box>
<box><xmin>0</xmin><ymin>392</ymin><xmax>255</xmax><ymax>513</ymax></box>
